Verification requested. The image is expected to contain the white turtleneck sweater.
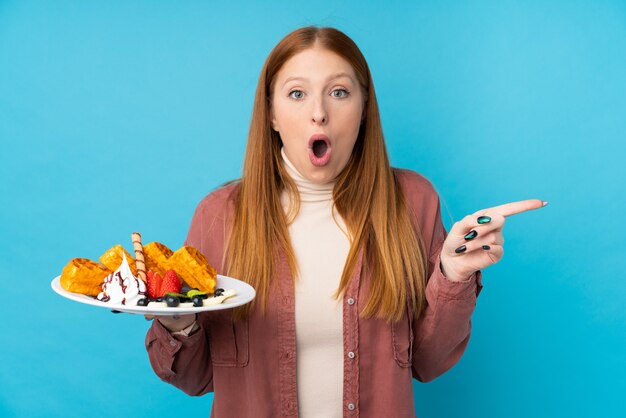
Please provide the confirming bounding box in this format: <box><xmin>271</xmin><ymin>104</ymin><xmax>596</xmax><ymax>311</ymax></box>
<box><xmin>280</xmin><ymin>149</ymin><xmax>350</xmax><ymax>418</ymax></box>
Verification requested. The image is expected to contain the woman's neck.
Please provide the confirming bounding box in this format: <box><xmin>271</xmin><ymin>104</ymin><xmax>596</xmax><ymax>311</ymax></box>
<box><xmin>281</xmin><ymin>148</ymin><xmax>334</xmax><ymax>203</ymax></box>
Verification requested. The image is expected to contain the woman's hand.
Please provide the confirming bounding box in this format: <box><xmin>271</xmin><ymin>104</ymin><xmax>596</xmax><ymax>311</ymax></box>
<box><xmin>145</xmin><ymin>314</ymin><xmax>197</xmax><ymax>332</ymax></box>
<box><xmin>439</xmin><ymin>199</ymin><xmax>547</xmax><ymax>282</ymax></box>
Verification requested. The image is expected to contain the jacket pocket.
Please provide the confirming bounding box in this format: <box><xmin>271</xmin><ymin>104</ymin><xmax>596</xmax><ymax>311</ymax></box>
<box><xmin>391</xmin><ymin>305</ymin><xmax>414</xmax><ymax>368</ymax></box>
<box><xmin>207</xmin><ymin>310</ymin><xmax>249</xmax><ymax>367</ymax></box>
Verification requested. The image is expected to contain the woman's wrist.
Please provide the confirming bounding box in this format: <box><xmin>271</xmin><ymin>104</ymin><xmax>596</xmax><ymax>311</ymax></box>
<box><xmin>156</xmin><ymin>313</ymin><xmax>197</xmax><ymax>332</ymax></box>
<box><xmin>171</xmin><ymin>320</ymin><xmax>200</xmax><ymax>337</ymax></box>
<box><xmin>440</xmin><ymin>259</ymin><xmax>471</xmax><ymax>282</ymax></box>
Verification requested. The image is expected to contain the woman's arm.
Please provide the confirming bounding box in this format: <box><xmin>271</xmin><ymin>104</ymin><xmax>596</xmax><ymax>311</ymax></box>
<box><xmin>145</xmin><ymin>314</ymin><xmax>214</xmax><ymax>395</ymax></box>
<box><xmin>411</xmin><ymin>193</ymin><xmax>483</xmax><ymax>382</ymax></box>
<box><xmin>144</xmin><ymin>189</ymin><xmax>231</xmax><ymax>395</ymax></box>
<box><xmin>411</xmin><ymin>251</ymin><xmax>482</xmax><ymax>382</ymax></box>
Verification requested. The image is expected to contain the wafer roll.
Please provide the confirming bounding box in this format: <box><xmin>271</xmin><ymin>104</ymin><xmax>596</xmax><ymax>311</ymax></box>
<box><xmin>131</xmin><ymin>232</ymin><xmax>147</xmax><ymax>283</ymax></box>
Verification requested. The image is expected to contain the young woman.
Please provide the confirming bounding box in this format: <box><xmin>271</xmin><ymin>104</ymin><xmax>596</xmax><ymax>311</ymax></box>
<box><xmin>145</xmin><ymin>26</ymin><xmax>546</xmax><ymax>418</ymax></box>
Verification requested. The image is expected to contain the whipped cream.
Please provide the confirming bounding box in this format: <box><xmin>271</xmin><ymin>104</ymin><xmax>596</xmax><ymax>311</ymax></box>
<box><xmin>97</xmin><ymin>254</ymin><xmax>146</xmax><ymax>305</ymax></box>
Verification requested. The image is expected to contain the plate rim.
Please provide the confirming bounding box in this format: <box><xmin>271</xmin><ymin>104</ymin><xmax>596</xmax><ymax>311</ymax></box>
<box><xmin>51</xmin><ymin>274</ymin><xmax>256</xmax><ymax>316</ymax></box>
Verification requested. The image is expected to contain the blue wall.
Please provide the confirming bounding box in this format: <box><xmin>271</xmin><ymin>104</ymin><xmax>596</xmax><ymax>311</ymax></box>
<box><xmin>1</xmin><ymin>1</ymin><xmax>624</xmax><ymax>417</ymax></box>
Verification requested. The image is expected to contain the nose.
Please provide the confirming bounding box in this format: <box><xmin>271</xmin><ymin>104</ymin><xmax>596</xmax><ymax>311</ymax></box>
<box><xmin>311</xmin><ymin>99</ymin><xmax>327</xmax><ymax>125</ymax></box>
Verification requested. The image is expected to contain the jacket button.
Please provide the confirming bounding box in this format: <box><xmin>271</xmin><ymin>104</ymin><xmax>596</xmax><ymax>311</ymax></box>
<box><xmin>347</xmin><ymin>351</ymin><xmax>355</xmax><ymax>359</ymax></box>
<box><xmin>347</xmin><ymin>403</ymin><xmax>356</xmax><ymax>411</ymax></box>
<box><xmin>347</xmin><ymin>298</ymin><xmax>355</xmax><ymax>305</ymax></box>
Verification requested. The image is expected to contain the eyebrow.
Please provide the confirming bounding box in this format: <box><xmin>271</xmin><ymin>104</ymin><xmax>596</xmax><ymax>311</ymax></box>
<box><xmin>282</xmin><ymin>72</ymin><xmax>354</xmax><ymax>88</ymax></box>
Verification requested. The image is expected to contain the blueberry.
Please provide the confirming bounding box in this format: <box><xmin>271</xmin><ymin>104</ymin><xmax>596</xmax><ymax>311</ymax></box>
<box><xmin>192</xmin><ymin>295</ymin><xmax>204</xmax><ymax>307</ymax></box>
<box><xmin>137</xmin><ymin>298</ymin><xmax>149</xmax><ymax>307</ymax></box>
<box><xmin>165</xmin><ymin>295</ymin><xmax>180</xmax><ymax>307</ymax></box>
<box><xmin>215</xmin><ymin>289</ymin><xmax>224</xmax><ymax>297</ymax></box>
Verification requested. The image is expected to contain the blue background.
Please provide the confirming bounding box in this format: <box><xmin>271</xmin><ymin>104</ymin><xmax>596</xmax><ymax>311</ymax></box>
<box><xmin>1</xmin><ymin>1</ymin><xmax>625</xmax><ymax>417</ymax></box>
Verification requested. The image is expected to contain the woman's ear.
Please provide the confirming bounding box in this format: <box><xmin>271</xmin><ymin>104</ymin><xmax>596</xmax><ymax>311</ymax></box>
<box><xmin>269</xmin><ymin>108</ymin><xmax>279</xmax><ymax>131</ymax></box>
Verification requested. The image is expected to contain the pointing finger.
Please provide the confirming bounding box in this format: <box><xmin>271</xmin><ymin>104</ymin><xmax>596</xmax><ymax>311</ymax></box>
<box><xmin>478</xmin><ymin>199</ymin><xmax>547</xmax><ymax>218</ymax></box>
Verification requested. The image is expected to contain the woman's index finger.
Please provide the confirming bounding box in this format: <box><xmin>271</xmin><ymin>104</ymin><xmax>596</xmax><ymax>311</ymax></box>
<box><xmin>482</xmin><ymin>199</ymin><xmax>546</xmax><ymax>217</ymax></box>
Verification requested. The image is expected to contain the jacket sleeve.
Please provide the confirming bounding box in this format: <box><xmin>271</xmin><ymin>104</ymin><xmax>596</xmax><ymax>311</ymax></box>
<box><xmin>145</xmin><ymin>192</ymin><xmax>227</xmax><ymax>396</ymax></box>
<box><xmin>145</xmin><ymin>313</ymin><xmax>214</xmax><ymax>396</ymax></box>
<box><xmin>411</xmin><ymin>192</ymin><xmax>484</xmax><ymax>382</ymax></box>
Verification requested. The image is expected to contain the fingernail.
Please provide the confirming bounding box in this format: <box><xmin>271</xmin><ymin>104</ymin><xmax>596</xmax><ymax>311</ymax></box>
<box><xmin>464</xmin><ymin>230</ymin><xmax>478</xmax><ymax>240</ymax></box>
<box><xmin>482</xmin><ymin>245</ymin><xmax>491</xmax><ymax>250</ymax></box>
<box><xmin>477</xmin><ymin>216</ymin><xmax>491</xmax><ymax>224</ymax></box>
<box><xmin>455</xmin><ymin>245</ymin><xmax>467</xmax><ymax>254</ymax></box>
<box><xmin>542</xmin><ymin>201</ymin><xmax>549</xmax><ymax>207</ymax></box>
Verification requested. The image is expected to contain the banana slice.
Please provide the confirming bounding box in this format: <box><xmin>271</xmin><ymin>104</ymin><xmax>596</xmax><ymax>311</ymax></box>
<box><xmin>202</xmin><ymin>289</ymin><xmax>236</xmax><ymax>306</ymax></box>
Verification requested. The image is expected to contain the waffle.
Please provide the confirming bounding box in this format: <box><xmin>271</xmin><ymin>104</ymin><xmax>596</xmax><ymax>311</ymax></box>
<box><xmin>60</xmin><ymin>258</ymin><xmax>112</xmax><ymax>297</ymax></box>
<box><xmin>99</xmin><ymin>244</ymin><xmax>138</xmax><ymax>276</ymax></box>
<box><xmin>143</xmin><ymin>241</ymin><xmax>173</xmax><ymax>276</ymax></box>
<box><xmin>169</xmin><ymin>246</ymin><xmax>217</xmax><ymax>293</ymax></box>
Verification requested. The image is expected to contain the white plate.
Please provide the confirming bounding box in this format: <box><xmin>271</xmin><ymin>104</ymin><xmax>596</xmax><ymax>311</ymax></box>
<box><xmin>51</xmin><ymin>275</ymin><xmax>256</xmax><ymax>316</ymax></box>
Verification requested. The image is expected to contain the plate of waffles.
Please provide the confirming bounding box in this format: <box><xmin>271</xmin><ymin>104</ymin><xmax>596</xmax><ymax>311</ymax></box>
<box><xmin>51</xmin><ymin>274</ymin><xmax>256</xmax><ymax>315</ymax></box>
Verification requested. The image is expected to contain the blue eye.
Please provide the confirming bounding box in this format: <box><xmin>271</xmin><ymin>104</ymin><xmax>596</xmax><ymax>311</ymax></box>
<box><xmin>289</xmin><ymin>90</ymin><xmax>304</xmax><ymax>100</ymax></box>
<box><xmin>332</xmin><ymin>89</ymin><xmax>350</xmax><ymax>98</ymax></box>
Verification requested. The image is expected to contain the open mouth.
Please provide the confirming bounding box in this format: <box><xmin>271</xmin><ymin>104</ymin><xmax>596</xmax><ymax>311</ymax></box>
<box><xmin>308</xmin><ymin>135</ymin><xmax>332</xmax><ymax>167</ymax></box>
<box><xmin>312</xmin><ymin>139</ymin><xmax>329</xmax><ymax>158</ymax></box>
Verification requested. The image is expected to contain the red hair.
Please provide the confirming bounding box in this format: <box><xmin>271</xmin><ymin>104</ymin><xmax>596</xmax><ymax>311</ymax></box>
<box><xmin>226</xmin><ymin>26</ymin><xmax>427</xmax><ymax>322</ymax></box>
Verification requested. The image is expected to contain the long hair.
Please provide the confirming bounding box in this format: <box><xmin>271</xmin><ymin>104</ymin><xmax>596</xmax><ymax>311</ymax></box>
<box><xmin>226</xmin><ymin>26</ymin><xmax>427</xmax><ymax>323</ymax></box>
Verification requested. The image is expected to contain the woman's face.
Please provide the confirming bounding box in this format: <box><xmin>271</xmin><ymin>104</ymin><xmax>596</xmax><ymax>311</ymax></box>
<box><xmin>270</xmin><ymin>45</ymin><xmax>365</xmax><ymax>184</ymax></box>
